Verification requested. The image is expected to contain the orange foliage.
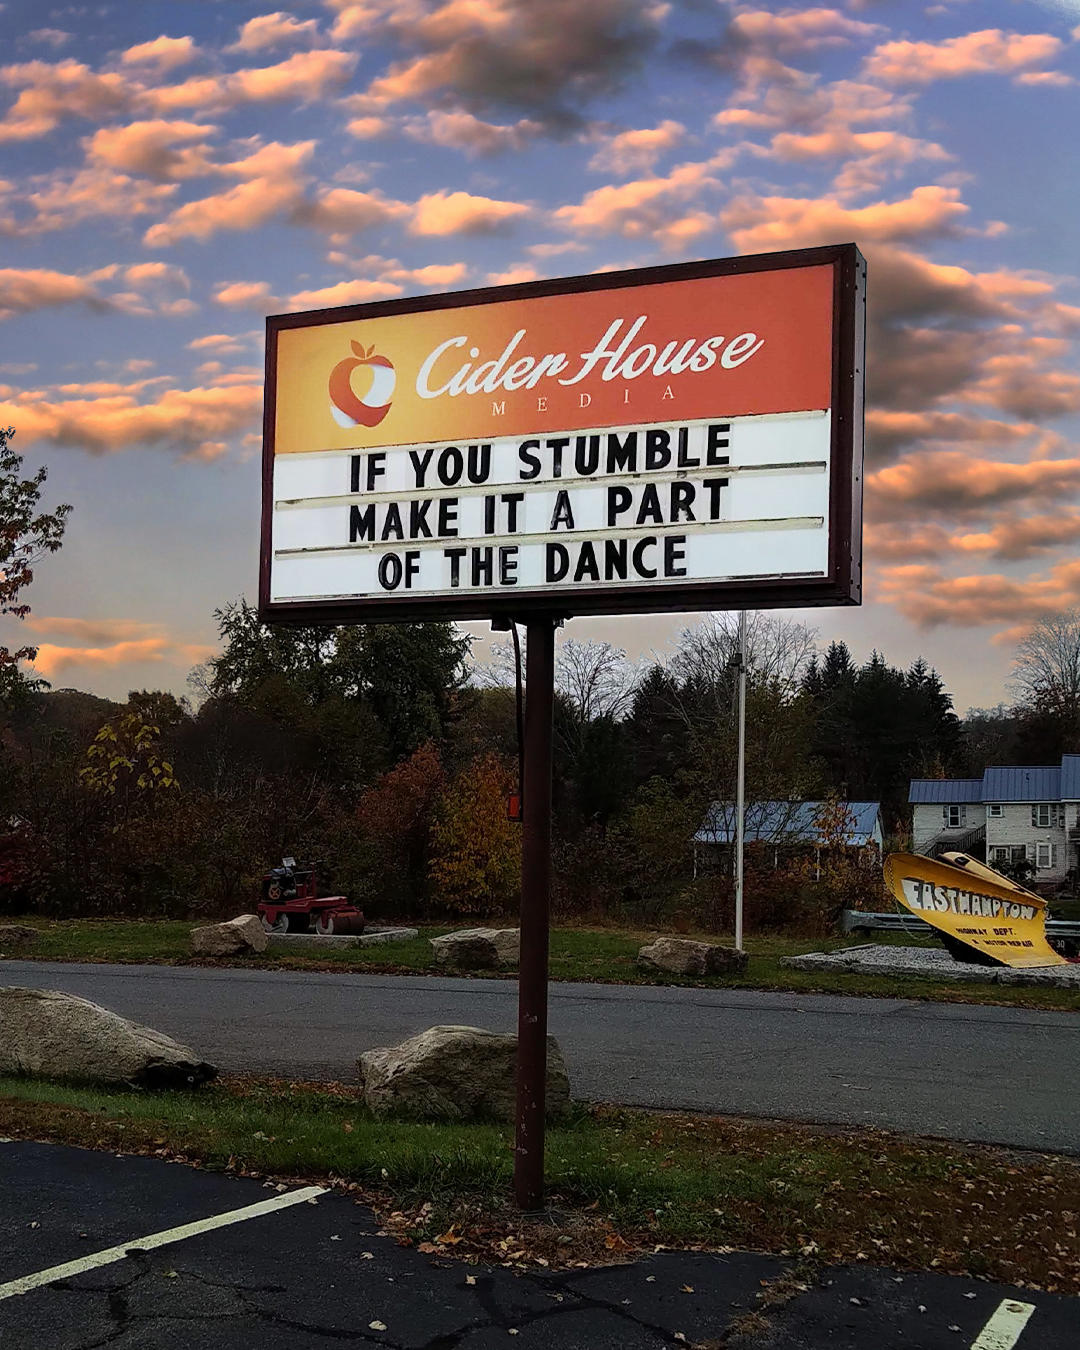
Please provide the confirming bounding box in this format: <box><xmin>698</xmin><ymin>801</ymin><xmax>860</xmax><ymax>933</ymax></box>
<box><xmin>429</xmin><ymin>753</ymin><xmax>521</xmax><ymax>916</ymax></box>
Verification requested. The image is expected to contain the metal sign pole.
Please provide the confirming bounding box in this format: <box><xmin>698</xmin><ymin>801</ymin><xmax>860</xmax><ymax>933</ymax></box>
<box><xmin>734</xmin><ymin>609</ymin><xmax>747</xmax><ymax>951</ymax></box>
<box><xmin>514</xmin><ymin>615</ymin><xmax>556</xmax><ymax>1210</ymax></box>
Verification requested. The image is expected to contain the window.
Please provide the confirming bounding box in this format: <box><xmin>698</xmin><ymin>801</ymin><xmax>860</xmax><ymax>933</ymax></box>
<box><xmin>945</xmin><ymin>805</ymin><xmax>965</xmax><ymax>828</ymax></box>
<box><xmin>990</xmin><ymin>846</ymin><xmax>1010</xmax><ymax>863</ymax></box>
<box><xmin>988</xmin><ymin>804</ymin><xmax>1003</xmax><ymax>817</ymax></box>
<box><xmin>1032</xmin><ymin>804</ymin><xmax>1053</xmax><ymax>828</ymax></box>
<box><xmin>1036</xmin><ymin>843</ymin><xmax>1058</xmax><ymax>870</ymax></box>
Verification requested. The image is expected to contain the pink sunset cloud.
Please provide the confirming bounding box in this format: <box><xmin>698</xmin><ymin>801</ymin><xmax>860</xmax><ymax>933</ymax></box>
<box><xmin>864</xmin><ymin>28</ymin><xmax>1063</xmax><ymax>85</ymax></box>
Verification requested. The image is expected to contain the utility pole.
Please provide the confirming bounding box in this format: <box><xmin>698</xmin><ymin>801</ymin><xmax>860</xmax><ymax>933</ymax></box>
<box><xmin>735</xmin><ymin>610</ymin><xmax>747</xmax><ymax>951</ymax></box>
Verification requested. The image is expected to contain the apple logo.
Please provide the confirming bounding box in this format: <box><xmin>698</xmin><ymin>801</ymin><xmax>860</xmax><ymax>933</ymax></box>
<box><xmin>329</xmin><ymin>339</ymin><xmax>395</xmax><ymax>429</ymax></box>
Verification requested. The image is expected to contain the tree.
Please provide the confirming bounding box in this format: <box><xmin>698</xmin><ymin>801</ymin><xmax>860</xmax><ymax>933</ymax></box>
<box><xmin>0</xmin><ymin>428</ymin><xmax>71</xmax><ymax>698</ymax></box>
<box><xmin>429</xmin><ymin>753</ymin><xmax>520</xmax><ymax>915</ymax></box>
<box><xmin>207</xmin><ymin>600</ymin><xmax>470</xmax><ymax>767</ymax></box>
<box><xmin>1008</xmin><ymin>610</ymin><xmax>1080</xmax><ymax>744</ymax></box>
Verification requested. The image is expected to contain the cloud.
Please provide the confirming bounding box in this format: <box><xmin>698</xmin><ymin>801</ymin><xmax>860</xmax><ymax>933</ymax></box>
<box><xmin>141</xmin><ymin>49</ymin><xmax>355</xmax><ymax>114</ymax></box>
<box><xmin>864</xmin><ymin>28</ymin><xmax>1062</xmax><ymax>85</ymax></box>
<box><xmin>84</xmin><ymin>118</ymin><xmax>217</xmax><ymax>180</ymax></box>
<box><xmin>868</xmin><ymin>451</ymin><xmax>1080</xmax><ymax>523</ymax></box>
<box><xmin>588</xmin><ymin>120</ymin><xmax>686</xmax><ymax>175</ymax></box>
<box><xmin>1015</xmin><ymin>69</ymin><xmax>1074</xmax><ymax>87</ymax></box>
<box><xmin>229</xmin><ymin>12</ymin><xmax>322</xmax><ymax>52</ymax></box>
<box><xmin>876</xmin><ymin>558</ymin><xmax>1080</xmax><ymax>631</ymax></box>
<box><xmin>298</xmin><ymin>186</ymin><xmax>410</xmax><ymax>235</ymax></box>
<box><xmin>345</xmin><ymin>114</ymin><xmax>390</xmax><ymax>138</ymax></box>
<box><xmin>214</xmin><ymin>280</ymin><xmax>281</xmax><ymax>311</ymax></box>
<box><xmin>555</xmin><ymin>157</ymin><xmax>725</xmax><ymax>245</ymax></box>
<box><xmin>0</xmin><ymin>379</ymin><xmax>261</xmax><ymax>456</ymax></box>
<box><xmin>25</xmin><ymin>615</ymin><xmax>159</xmax><ymax>644</ymax></box>
<box><xmin>0</xmin><ymin>262</ymin><xmax>191</xmax><ymax>319</ymax></box>
<box><xmin>401</xmin><ymin>109</ymin><xmax>543</xmax><ymax>155</ymax></box>
<box><xmin>27</xmin><ymin>29</ymin><xmax>70</xmax><ymax>50</ymax></box>
<box><xmin>409</xmin><ymin>189</ymin><xmax>529</xmax><ymax>235</ymax></box>
<box><xmin>187</xmin><ymin>333</ymin><xmax>249</xmax><ymax>353</ymax></box>
<box><xmin>29</xmin><ymin>635</ymin><xmax>216</xmax><ymax>678</ymax></box>
<box><xmin>763</xmin><ymin>128</ymin><xmax>950</xmax><ymax>195</ymax></box>
<box><xmin>486</xmin><ymin>264</ymin><xmax>541</xmax><ymax>285</ymax></box>
<box><xmin>721</xmin><ymin>184</ymin><xmax>969</xmax><ymax>252</ymax></box>
<box><xmin>228</xmin><ymin>48</ymin><xmax>356</xmax><ymax>103</ymax></box>
<box><xmin>865</xmin><ymin>409</ymin><xmax>1038</xmax><ymax>457</ymax></box>
<box><xmin>730</xmin><ymin>8</ymin><xmax>885</xmax><ymax>52</ymax></box>
<box><xmin>287</xmin><ymin>278</ymin><xmax>404</xmax><ymax>308</ymax></box>
<box><xmin>120</xmin><ymin>35</ymin><xmax>200</xmax><ymax>72</ymax></box>
<box><xmin>2</xmin><ymin>164</ymin><xmax>178</xmax><ymax>234</ymax></box>
<box><xmin>0</xmin><ymin>59</ymin><xmax>131</xmax><ymax>141</ymax></box>
<box><xmin>0</xmin><ymin>267</ymin><xmax>109</xmax><ymax>319</ymax></box>
<box><xmin>357</xmin><ymin>0</ymin><xmax>665</xmax><ymax>130</ymax></box>
<box><xmin>143</xmin><ymin>139</ymin><xmax>315</xmax><ymax>245</ymax></box>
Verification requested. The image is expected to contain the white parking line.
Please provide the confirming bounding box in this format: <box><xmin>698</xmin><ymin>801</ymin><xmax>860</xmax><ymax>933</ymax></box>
<box><xmin>970</xmin><ymin>1298</ymin><xmax>1036</xmax><ymax>1350</ymax></box>
<box><xmin>0</xmin><ymin>1185</ymin><xmax>328</xmax><ymax>1301</ymax></box>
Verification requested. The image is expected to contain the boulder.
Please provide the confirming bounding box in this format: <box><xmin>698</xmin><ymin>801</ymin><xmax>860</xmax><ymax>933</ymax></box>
<box><xmin>358</xmin><ymin>1024</ymin><xmax>570</xmax><ymax>1121</ymax></box>
<box><xmin>190</xmin><ymin>914</ymin><xmax>268</xmax><ymax>957</ymax></box>
<box><xmin>637</xmin><ymin>937</ymin><xmax>748</xmax><ymax>977</ymax></box>
<box><xmin>430</xmin><ymin>927</ymin><xmax>519</xmax><ymax>970</ymax></box>
<box><xmin>0</xmin><ymin>924</ymin><xmax>39</xmax><ymax>948</ymax></box>
<box><xmin>0</xmin><ymin>987</ymin><xmax>216</xmax><ymax>1088</ymax></box>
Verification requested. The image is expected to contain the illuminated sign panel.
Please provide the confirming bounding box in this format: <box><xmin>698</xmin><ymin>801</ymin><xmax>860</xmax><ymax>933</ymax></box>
<box><xmin>260</xmin><ymin>244</ymin><xmax>865</xmax><ymax>621</ymax></box>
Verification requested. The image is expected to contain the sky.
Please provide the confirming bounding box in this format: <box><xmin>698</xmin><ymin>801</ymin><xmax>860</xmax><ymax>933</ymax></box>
<box><xmin>1</xmin><ymin>0</ymin><xmax>1078</xmax><ymax>714</ymax></box>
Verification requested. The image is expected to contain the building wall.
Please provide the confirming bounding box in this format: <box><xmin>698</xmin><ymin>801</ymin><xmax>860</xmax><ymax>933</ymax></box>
<box><xmin>985</xmin><ymin>802</ymin><xmax>1070</xmax><ymax>880</ymax></box>
<box><xmin>912</xmin><ymin>802</ymin><xmax>985</xmax><ymax>853</ymax></box>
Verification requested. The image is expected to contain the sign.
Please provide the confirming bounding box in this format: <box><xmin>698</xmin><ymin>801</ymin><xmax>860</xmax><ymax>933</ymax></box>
<box><xmin>883</xmin><ymin>853</ymin><xmax>1067</xmax><ymax>968</ymax></box>
<box><xmin>260</xmin><ymin>244</ymin><xmax>865</xmax><ymax>622</ymax></box>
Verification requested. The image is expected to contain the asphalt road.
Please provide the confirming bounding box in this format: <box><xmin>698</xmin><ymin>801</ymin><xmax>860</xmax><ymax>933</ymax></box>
<box><xmin>2</xmin><ymin>960</ymin><xmax>1079</xmax><ymax>1152</ymax></box>
<box><xmin>1</xmin><ymin>1141</ymin><xmax>1073</xmax><ymax>1348</ymax></box>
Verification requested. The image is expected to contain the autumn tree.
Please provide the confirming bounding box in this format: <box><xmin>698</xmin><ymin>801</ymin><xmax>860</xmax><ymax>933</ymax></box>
<box><xmin>429</xmin><ymin>753</ymin><xmax>521</xmax><ymax>916</ymax></box>
<box><xmin>0</xmin><ymin>427</ymin><xmax>71</xmax><ymax>703</ymax></box>
<box><xmin>357</xmin><ymin>742</ymin><xmax>446</xmax><ymax>912</ymax></box>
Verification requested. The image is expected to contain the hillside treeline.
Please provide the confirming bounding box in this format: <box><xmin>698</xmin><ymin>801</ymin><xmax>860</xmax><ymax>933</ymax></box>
<box><xmin>0</xmin><ymin>601</ymin><xmax>1070</xmax><ymax>930</ymax></box>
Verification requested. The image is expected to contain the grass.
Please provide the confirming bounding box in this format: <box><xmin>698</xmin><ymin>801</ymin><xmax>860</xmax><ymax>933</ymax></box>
<box><xmin>1</xmin><ymin>1073</ymin><xmax>1078</xmax><ymax>1294</ymax></box>
<box><xmin>4</xmin><ymin>915</ymin><xmax>1079</xmax><ymax>1011</ymax></box>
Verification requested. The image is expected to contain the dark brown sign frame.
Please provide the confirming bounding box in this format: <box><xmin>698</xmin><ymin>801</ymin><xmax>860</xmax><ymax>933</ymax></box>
<box><xmin>259</xmin><ymin>242</ymin><xmax>865</xmax><ymax>624</ymax></box>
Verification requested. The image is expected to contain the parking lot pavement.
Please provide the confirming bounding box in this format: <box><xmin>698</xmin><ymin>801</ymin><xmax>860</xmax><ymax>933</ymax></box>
<box><xmin>0</xmin><ymin>1139</ymin><xmax>1074</xmax><ymax>1349</ymax></box>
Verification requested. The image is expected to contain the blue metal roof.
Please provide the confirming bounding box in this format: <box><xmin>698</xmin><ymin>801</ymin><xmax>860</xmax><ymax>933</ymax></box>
<box><xmin>981</xmin><ymin>766</ymin><xmax>1060</xmax><ymax>802</ymax></box>
<box><xmin>695</xmin><ymin>801</ymin><xmax>881</xmax><ymax>847</ymax></box>
<box><xmin>1061</xmin><ymin>755</ymin><xmax>1080</xmax><ymax>799</ymax></box>
<box><xmin>908</xmin><ymin>780</ymin><xmax>983</xmax><ymax>804</ymax></box>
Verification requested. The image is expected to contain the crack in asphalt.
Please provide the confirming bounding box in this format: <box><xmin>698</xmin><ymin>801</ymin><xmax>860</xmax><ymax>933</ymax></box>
<box><xmin>47</xmin><ymin>1248</ymin><xmax>774</xmax><ymax>1350</ymax></box>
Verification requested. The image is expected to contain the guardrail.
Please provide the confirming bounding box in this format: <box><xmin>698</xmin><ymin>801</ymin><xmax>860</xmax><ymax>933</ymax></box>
<box><xmin>841</xmin><ymin>910</ymin><xmax>1080</xmax><ymax>939</ymax></box>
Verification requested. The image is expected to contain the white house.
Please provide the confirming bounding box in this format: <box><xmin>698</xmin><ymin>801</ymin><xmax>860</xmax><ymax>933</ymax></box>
<box><xmin>909</xmin><ymin>755</ymin><xmax>1080</xmax><ymax>884</ymax></box>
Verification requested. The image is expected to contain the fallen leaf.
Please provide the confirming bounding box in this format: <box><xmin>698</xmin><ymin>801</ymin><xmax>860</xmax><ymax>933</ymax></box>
<box><xmin>605</xmin><ymin>1233</ymin><xmax>632</xmax><ymax>1253</ymax></box>
<box><xmin>361</xmin><ymin>1252</ymin><xmax>374</xmax><ymax>1260</ymax></box>
<box><xmin>436</xmin><ymin>1227</ymin><xmax>463</xmax><ymax>1246</ymax></box>
<box><xmin>465</xmin><ymin>1275</ymin><xmax>477</xmax><ymax>1286</ymax></box>
<box><xmin>369</xmin><ymin>1321</ymin><xmax>387</xmax><ymax>1332</ymax></box>
<box><xmin>681</xmin><ymin>1285</ymin><xmax>694</xmax><ymax>1294</ymax></box>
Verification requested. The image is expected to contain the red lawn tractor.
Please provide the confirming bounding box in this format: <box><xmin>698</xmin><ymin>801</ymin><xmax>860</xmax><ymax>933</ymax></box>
<box><xmin>258</xmin><ymin>858</ymin><xmax>365</xmax><ymax>936</ymax></box>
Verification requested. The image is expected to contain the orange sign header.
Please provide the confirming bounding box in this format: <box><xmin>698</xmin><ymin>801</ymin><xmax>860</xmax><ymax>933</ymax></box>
<box><xmin>271</xmin><ymin>262</ymin><xmax>835</xmax><ymax>454</ymax></box>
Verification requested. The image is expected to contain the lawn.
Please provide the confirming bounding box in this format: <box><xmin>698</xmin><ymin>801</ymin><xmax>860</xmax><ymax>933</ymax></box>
<box><xmin>3</xmin><ymin>916</ymin><xmax>1079</xmax><ymax>1011</ymax></box>
<box><xmin>1</xmin><ymin>1074</ymin><xmax>1077</xmax><ymax>1294</ymax></box>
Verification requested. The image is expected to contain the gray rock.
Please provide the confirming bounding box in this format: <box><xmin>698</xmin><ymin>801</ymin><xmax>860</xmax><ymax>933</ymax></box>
<box><xmin>190</xmin><ymin>914</ymin><xmax>268</xmax><ymax>956</ymax></box>
<box><xmin>637</xmin><ymin>937</ymin><xmax>748</xmax><ymax>977</ymax></box>
<box><xmin>0</xmin><ymin>924</ymin><xmax>39</xmax><ymax>948</ymax></box>
<box><xmin>358</xmin><ymin>1024</ymin><xmax>569</xmax><ymax>1121</ymax></box>
<box><xmin>0</xmin><ymin>986</ymin><xmax>216</xmax><ymax>1087</ymax></box>
<box><xmin>430</xmin><ymin>927</ymin><xmax>520</xmax><ymax>969</ymax></box>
